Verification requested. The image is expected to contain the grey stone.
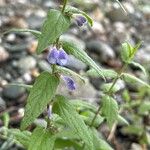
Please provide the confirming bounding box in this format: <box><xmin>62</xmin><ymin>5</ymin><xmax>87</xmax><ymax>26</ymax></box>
<box><xmin>38</xmin><ymin>60</ymin><xmax>52</xmax><ymax>72</ymax></box>
<box><xmin>106</xmin><ymin>3</ymin><xmax>130</xmax><ymax>22</ymax></box>
<box><xmin>86</xmin><ymin>40</ymin><xmax>115</xmax><ymax>61</ymax></box>
<box><xmin>3</xmin><ymin>85</ymin><xmax>25</xmax><ymax>99</ymax></box>
<box><xmin>18</xmin><ymin>56</ymin><xmax>36</xmax><ymax>71</ymax></box>
<box><xmin>0</xmin><ymin>46</ymin><xmax>9</xmax><ymax>62</ymax></box>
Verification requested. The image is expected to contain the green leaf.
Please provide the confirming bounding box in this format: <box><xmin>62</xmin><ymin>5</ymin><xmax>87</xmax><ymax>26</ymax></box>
<box><xmin>90</xmin><ymin>128</ymin><xmax>113</xmax><ymax>150</ymax></box>
<box><xmin>70</xmin><ymin>99</ymin><xmax>97</xmax><ymax>112</ymax></box>
<box><xmin>62</xmin><ymin>40</ymin><xmax>105</xmax><ymax>80</ymax></box>
<box><xmin>8</xmin><ymin>129</ymin><xmax>31</xmax><ymax>148</ymax></box>
<box><xmin>2</xmin><ymin>28</ymin><xmax>41</xmax><ymax>38</ymax></box>
<box><xmin>81</xmin><ymin>111</ymin><xmax>104</xmax><ymax>127</ymax></box>
<box><xmin>118</xmin><ymin>115</ymin><xmax>129</xmax><ymax>125</ymax></box>
<box><xmin>121</xmin><ymin>42</ymin><xmax>141</xmax><ymax>63</ymax></box>
<box><xmin>7</xmin><ymin>83</ymin><xmax>32</xmax><ymax>90</ymax></box>
<box><xmin>101</xmin><ymin>95</ymin><xmax>119</xmax><ymax>128</ymax></box>
<box><xmin>86</xmin><ymin>68</ymin><xmax>117</xmax><ymax>79</ymax></box>
<box><xmin>122</xmin><ymin>73</ymin><xmax>150</xmax><ymax>89</ymax></box>
<box><xmin>53</xmin><ymin>95</ymin><xmax>94</xmax><ymax>150</ymax></box>
<box><xmin>37</xmin><ymin>9</ymin><xmax>71</xmax><ymax>54</ymax></box>
<box><xmin>29</xmin><ymin>127</ymin><xmax>56</xmax><ymax>150</ymax></box>
<box><xmin>21</xmin><ymin>72</ymin><xmax>59</xmax><ymax>130</ymax></box>
<box><xmin>56</xmin><ymin>66</ymin><xmax>86</xmax><ymax>83</ymax></box>
<box><xmin>138</xmin><ymin>101</ymin><xmax>150</xmax><ymax>115</ymax></box>
<box><xmin>54</xmin><ymin>138</ymin><xmax>82</xmax><ymax>149</ymax></box>
<box><xmin>130</xmin><ymin>61</ymin><xmax>147</xmax><ymax>75</ymax></box>
<box><xmin>101</xmin><ymin>83</ymin><xmax>120</xmax><ymax>93</ymax></box>
<box><xmin>121</xmin><ymin>125</ymin><xmax>143</xmax><ymax>136</ymax></box>
<box><xmin>65</xmin><ymin>6</ymin><xmax>93</xmax><ymax>26</ymax></box>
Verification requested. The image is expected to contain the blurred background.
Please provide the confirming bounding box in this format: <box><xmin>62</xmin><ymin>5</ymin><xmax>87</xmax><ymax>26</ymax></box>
<box><xmin>0</xmin><ymin>0</ymin><xmax>150</xmax><ymax>150</ymax></box>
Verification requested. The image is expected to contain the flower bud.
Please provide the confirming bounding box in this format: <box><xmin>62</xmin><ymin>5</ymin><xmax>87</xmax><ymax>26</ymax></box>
<box><xmin>63</xmin><ymin>76</ymin><xmax>76</xmax><ymax>91</ymax></box>
<box><xmin>75</xmin><ymin>15</ymin><xmax>87</xmax><ymax>27</ymax></box>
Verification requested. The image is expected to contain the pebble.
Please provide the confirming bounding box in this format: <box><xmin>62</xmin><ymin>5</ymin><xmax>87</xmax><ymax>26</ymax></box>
<box><xmin>17</xmin><ymin>56</ymin><xmax>37</xmax><ymax>72</ymax></box>
<box><xmin>106</xmin><ymin>3</ymin><xmax>129</xmax><ymax>22</ymax></box>
<box><xmin>0</xmin><ymin>46</ymin><xmax>9</xmax><ymax>62</ymax></box>
<box><xmin>3</xmin><ymin>84</ymin><xmax>26</xmax><ymax>99</ymax></box>
<box><xmin>86</xmin><ymin>40</ymin><xmax>115</xmax><ymax>62</ymax></box>
<box><xmin>38</xmin><ymin>60</ymin><xmax>52</xmax><ymax>72</ymax></box>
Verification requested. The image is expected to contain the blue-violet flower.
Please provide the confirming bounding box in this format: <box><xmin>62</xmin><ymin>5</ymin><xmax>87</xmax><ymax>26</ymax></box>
<box><xmin>75</xmin><ymin>15</ymin><xmax>87</xmax><ymax>27</ymax></box>
<box><xmin>63</xmin><ymin>76</ymin><xmax>76</xmax><ymax>91</ymax></box>
<box><xmin>57</xmin><ymin>49</ymin><xmax>68</xmax><ymax>66</ymax></box>
<box><xmin>47</xmin><ymin>47</ymin><xmax>59</xmax><ymax>64</ymax></box>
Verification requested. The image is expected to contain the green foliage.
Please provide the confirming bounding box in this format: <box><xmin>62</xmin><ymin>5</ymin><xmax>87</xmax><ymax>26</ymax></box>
<box><xmin>122</xmin><ymin>73</ymin><xmax>150</xmax><ymax>89</ymax></box>
<box><xmin>21</xmin><ymin>72</ymin><xmax>59</xmax><ymax>130</ymax></box>
<box><xmin>2</xmin><ymin>28</ymin><xmax>41</xmax><ymax>38</ymax></box>
<box><xmin>65</xmin><ymin>6</ymin><xmax>93</xmax><ymax>26</ymax></box>
<box><xmin>90</xmin><ymin>128</ymin><xmax>113</xmax><ymax>150</ymax></box>
<box><xmin>101</xmin><ymin>95</ymin><xmax>119</xmax><ymax>128</ymax></box>
<box><xmin>62</xmin><ymin>39</ymin><xmax>105</xmax><ymax>80</ymax></box>
<box><xmin>29</xmin><ymin>127</ymin><xmax>56</xmax><ymax>150</ymax></box>
<box><xmin>8</xmin><ymin>129</ymin><xmax>31</xmax><ymax>148</ymax></box>
<box><xmin>130</xmin><ymin>61</ymin><xmax>147</xmax><ymax>75</ymax></box>
<box><xmin>86</xmin><ymin>68</ymin><xmax>118</xmax><ymax>79</ymax></box>
<box><xmin>138</xmin><ymin>101</ymin><xmax>150</xmax><ymax>115</ymax></box>
<box><xmin>37</xmin><ymin>9</ymin><xmax>71</xmax><ymax>54</ymax></box>
<box><xmin>53</xmin><ymin>95</ymin><xmax>94</xmax><ymax>150</ymax></box>
<box><xmin>56</xmin><ymin>66</ymin><xmax>86</xmax><ymax>82</ymax></box>
<box><xmin>121</xmin><ymin>42</ymin><xmax>141</xmax><ymax>64</ymax></box>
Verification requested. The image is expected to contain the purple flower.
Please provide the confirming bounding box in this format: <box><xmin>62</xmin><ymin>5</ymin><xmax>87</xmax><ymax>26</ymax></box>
<box><xmin>63</xmin><ymin>76</ymin><xmax>76</xmax><ymax>91</ymax></box>
<box><xmin>47</xmin><ymin>47</ymin><xmax>59</xmax><ymax>64</ymax></box>
<box><xmin>47</xmin><ymin>47</ymin><xmax>68</xmax><ymax>66</ymax></box>
<box><xmin>75</xmin><ymin>15</ymin><xmax>87</xmax><ymax>27</ymax></box>
<box><xmin>57</xmin><ymin>49</ymin><xmax>68</xmax><ymax>66</ymax></box>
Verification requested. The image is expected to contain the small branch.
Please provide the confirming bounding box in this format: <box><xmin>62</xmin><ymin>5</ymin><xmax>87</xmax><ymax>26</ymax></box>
<box><xmin>61</xmin><ymin>0</ymin><xmax>68</xmax><ymax>13</ymax></box>
<box><xmin>90</xmin><ymin>64</ymin><xmax>127</xmax><ymax>127</ymax></box>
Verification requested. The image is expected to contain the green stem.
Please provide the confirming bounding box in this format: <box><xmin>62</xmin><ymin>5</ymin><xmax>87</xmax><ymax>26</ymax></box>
<box><xmin>61</xmin><ymin>0</ymin><xmax>68</xmax><ymax>13</ymax></box>
<box><xmin>90</xmin><ymin>64</ymin><xmax>127</xmax><ymax>127</ymax></box>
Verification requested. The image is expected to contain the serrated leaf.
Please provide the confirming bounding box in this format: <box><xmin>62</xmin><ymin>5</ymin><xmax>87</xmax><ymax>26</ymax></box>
<box><xmin>130</xmin><ymin>61</ymin><xmax>147</xmax><ymax>75</ymax></box>
<box><xmin>56</xmin><ymin>66</ymin><xmax>86</xmax><ymax>83</ymax></box>
<box><xmin>37</xmin><ymin>9</ymin><xmax>71</xmax><ymax>54</ymax></box>
<box><xmin>29</xmin><ymin>127</ymin><xmax>56</xmax><ymax>150</ymax></box>
<box><xmin>3</xmin><ymin>28</ymin><xmax>41</xmax><ymax>38</ymax></box>
<box><xmin>8</xmin><ymin>129</ymin><xmax>31</xmax><ymax>148</ymax></box>
<box><xmin>122</xmin><ymin>73</ymin><xmax>150</xmax><ymax>89</ymax></box>
<box><xmin>86</xmin><ymin>68</ymin><xmax>117</xmax><ymax>79</ymax></box>
<box><xmin>90</xmin><ymin>128</ymin><xmax>113</xmax><ymax>150</ymax></box>
<box><xmin>65</xmin><ymin>6</ymin><xmax>93</xmax><ymax>26</ymax></box>
<box><xmin>101</xmin><ymin>95</ymin><xmax>119</xmax><ymax>128</ymax></box>
<box><xmin>21</xmin><ymin>72</ymin><xmax>59</xmax><ymax>130</ymax></box>
<box><xmin>62</xmin><ymin>40</ymin><xmax>105</xmax><ymax>80</ymax></box>
<box><xmin>53</xmin><ymin>95</ymin><xmax>94</xmax><ymax>150</ymax></box>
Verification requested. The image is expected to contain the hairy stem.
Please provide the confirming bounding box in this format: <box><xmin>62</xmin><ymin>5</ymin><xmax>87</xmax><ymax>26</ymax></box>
<box><xmin>61</xmin><ymin>0</ymin><xmax>68</xmax><ymax>13</ymax></box>
<box><xmin>90</xmin><ymin>64</ymin><xmax>127</xmax><ymax>127</ymax></box>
